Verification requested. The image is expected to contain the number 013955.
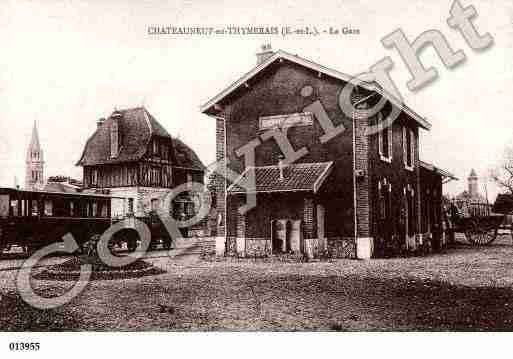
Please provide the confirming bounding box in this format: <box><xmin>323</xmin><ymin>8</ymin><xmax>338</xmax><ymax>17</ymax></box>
<box><xmin>9</xmin><ymin>342</ymin><xmax>40</xmax><ymax>351</ymax></box>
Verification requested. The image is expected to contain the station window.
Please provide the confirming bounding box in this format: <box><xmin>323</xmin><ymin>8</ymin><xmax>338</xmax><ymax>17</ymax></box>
<box><xmin>403</xmin><ymin>127</ymin><xmax>415</xmax><ymax>170</ymax></box>
<box><xmin>378</xmin><ymin>113</ymin><xmax>392</xmax><ymax>162</ymax></box>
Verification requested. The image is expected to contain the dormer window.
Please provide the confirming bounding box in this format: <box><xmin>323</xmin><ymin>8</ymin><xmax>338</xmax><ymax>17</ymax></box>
<box><xmin>378</xmin><ymin>112</ymin><xmax>392</xmax><ymax>163</ymax></box>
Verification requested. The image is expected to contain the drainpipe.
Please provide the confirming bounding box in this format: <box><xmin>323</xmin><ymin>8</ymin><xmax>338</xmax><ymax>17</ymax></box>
<box><xmin>352</xmin><ymin>92</ymin><xmax>379</xmax><ymax>254</ymax></box>
<box><xmin>352</xmin><ymin>108</ymin><xmax>357</xmax><ymax>242</ymax></box>
<box><xmin>270</xmin><ymin>220</ymin><xmax>274</xmax><ymax>255</ymax></box>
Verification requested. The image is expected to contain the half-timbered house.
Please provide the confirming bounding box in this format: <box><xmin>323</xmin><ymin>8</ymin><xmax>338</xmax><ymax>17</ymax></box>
<box><xmin>77</xmin><ymin>107</ymin><xmax>205</xmax><ymax>232</ymax></box>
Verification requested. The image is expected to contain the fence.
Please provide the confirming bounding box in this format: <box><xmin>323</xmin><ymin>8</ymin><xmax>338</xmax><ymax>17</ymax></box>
<box><xmin>452</xmin><ymin>199</ymin><xmax>493</xmax><ymax>217</ymax></box>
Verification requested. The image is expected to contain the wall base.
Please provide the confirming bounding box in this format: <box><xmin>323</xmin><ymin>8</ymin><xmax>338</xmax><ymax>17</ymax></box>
<box><xmin>356</xmin><ymin>237</ymin><xmax>374</xmax><ymax>259</ymax></box>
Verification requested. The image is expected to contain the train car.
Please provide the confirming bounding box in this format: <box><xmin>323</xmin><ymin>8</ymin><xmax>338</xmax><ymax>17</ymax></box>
<box><xmin>0</xmin><ymin>187</ymin><xmax>133</xmax><ymax>254</ymax></box>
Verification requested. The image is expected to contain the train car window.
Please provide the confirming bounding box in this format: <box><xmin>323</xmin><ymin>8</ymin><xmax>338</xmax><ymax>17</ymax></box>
<box><xmin>20</xmin><ymin>199</ymin><xmax>27</xmax><ymax>217</ymax></box>
<box><xmin>100</xmin><ymin>201</ymin><xmax>108</xmax><ymax>217</ymax></box>
<box><xmin>44</xmin><ymin>200</ymin><xmax>53</xmax><ymax>216</ymax></box>
<box><xmin>0</xmin><ymin>195</ymin><xmax>9</xmax><ymax>218</ymax></box>
<box><xmin>69</xmin><ymin>201</ymin><xmax>75</xmax><ymax>217</ymax></box>
<box><xmin>31</xmin><ymin>200</ymin><xmax>39</xmax><ymax>216</ymax></box>
<box><xmin>77</xmin><ymin>200</ymin><xmax>84</xmax><ymax>217</ymax></box>
<box><xmin>151</xmin><ymin>198</ymin><xmax>159</xmax><ymax>212</ymax></box>
<box><xmin>10</xmin><ymin>199</ymin><xmax>19</xmax><ymax>216</ymax></box>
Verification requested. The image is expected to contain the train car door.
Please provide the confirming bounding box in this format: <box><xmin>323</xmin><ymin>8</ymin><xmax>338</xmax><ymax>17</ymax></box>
<box><xmin>0</xmin><ymin>194</ymin><xmax>9</xmax><ymax>219</ymax></box>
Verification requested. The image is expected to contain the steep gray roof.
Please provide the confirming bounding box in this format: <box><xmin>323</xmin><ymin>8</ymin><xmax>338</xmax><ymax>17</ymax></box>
<box><xmin>77</xmin><ymin>107</ymin><xmax>204</xmax><ymax>170</ymax></box>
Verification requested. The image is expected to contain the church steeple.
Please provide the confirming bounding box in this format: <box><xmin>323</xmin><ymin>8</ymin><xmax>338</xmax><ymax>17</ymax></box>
<box><xmin>468</xmin><ymin>168</ymin><xmax>479</xmax><ymax>198</ymax></box>
<box><xmin>25</xmin><ymin>121</ymin><xmax>45</xmax><ymax>190</ymax></box>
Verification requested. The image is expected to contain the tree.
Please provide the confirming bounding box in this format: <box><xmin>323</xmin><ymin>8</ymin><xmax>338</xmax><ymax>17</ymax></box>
<box><xmin>491</xmin><ymin>146</ymin><xmax>513</xmax><ymax>194</ymax></box>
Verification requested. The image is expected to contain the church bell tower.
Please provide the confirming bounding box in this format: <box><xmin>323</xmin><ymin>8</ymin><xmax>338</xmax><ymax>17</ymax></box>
<box><xmin>468</xmin><ymin>168</ymin><xmax>479</xmax><ymax>198</ymax></box>
<box><xmin>25</xmin><ymin>121</ymin><xmax>45</xmax><ymax>190</ymax></box>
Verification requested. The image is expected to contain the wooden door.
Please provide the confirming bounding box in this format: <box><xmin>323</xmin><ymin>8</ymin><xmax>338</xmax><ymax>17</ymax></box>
<box><xmin>316</xmin><ymin>204</ymin><xmax>325</xmax><ymax>240</ymax></box>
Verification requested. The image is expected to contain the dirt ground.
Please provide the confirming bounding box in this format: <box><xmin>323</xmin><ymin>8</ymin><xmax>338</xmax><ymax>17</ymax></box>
<box><xmin>2</xmin><ymin>235</ymin><xmax>513</xmax><ymax>331</ymax></box>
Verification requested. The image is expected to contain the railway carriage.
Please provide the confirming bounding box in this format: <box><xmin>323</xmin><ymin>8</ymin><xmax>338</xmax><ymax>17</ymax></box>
<box><xmin>0</xmin><ymin>187</ymin><xmax>143</xmax><ymax>254</ymax></box>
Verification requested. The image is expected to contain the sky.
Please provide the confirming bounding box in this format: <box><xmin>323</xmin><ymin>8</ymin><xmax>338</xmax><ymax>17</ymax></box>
<box><xmin>0</xmin><ymin>0</ymin><xmax>512</xmax><ymax>200</ymax></box>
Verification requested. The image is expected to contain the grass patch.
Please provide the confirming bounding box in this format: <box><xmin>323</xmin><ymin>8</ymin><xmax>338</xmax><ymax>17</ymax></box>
<box><xmin>33</xmin><ymin>256</ymin><xmax>165</xmax><ymax>281</ymax></box>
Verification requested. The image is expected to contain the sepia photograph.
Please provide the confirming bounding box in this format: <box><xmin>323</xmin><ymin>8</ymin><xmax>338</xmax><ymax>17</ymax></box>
<box><xmin>1</xmin><ymin>0</ymin><xmax>513</xmax><ymax>356</ymax></box>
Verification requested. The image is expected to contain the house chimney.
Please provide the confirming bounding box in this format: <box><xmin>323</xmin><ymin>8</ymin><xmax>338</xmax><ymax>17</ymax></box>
<box><xmin>110</xmin><ymin>111</ymin><xmax>122</xmax><ymax>158</ymax></box>
<box><xmin>97</xmin><ymin>117</ymin><xmax>105</xmax><ymax>128</ymax></box>
<box><xmin>256</xmin><ymin>44</ymin><xmax>274</xmax><ymax>65</ymax></box>
<box><xmin>278</xmin><ymin>155</ymin><xmax>285</xmax><ymax>181</ymax></box>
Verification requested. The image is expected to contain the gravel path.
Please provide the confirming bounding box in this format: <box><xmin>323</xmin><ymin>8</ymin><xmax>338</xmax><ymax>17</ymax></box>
<box><xmin>2</xmin><ymin>236</ymin><xmax>513</xmax><ymax>331</ymax></box>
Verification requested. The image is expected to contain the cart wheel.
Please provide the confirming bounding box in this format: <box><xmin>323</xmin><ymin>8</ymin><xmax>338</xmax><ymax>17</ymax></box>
<box><xmin>127</xmin><ymin>238</ymin><xmax>138</xmax><ymax>252</ymax></box>
<box><xmin>163</xmin><ymin>240</ymin><xmax>172</xmax><ymax>250</ymax></box>
<box><xmin>466</xmin><ymin>220</ymin><xmax>498</xmax><ymax>245</ymax></box>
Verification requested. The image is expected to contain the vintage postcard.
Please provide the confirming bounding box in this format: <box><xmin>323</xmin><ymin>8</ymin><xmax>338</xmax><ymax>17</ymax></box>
<box><xmin>1</xmin><ymin>0</ymin><xmax>512</xmax><ymax>356</ymax></box>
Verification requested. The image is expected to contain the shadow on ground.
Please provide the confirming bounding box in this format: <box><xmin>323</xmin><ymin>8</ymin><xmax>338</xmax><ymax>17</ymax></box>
<box><xmin>3</xmin><ymin>268</ymin><xmax>512</xmax><ymax>331</ymax></box>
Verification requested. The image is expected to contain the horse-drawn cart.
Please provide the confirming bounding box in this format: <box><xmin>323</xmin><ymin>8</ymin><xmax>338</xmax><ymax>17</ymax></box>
<box><xmin>445</xmin><ymin>194</ymin><xmax>513</xmax><ymax>246</ymax></box>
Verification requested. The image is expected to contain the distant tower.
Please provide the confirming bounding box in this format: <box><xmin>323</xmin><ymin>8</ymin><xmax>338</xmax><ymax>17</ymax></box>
<box><xmin>25</xmin><ymin>121</ymin><xmax>45</xmax><ymax>190</ymax></box>
<box><xmin>468</xmin><ymin>168</ymin><xmax>479</xmax><ymax>197</ymax></box>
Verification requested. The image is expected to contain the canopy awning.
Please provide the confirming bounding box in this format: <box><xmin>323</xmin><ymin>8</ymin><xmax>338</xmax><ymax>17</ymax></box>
<box><xmin>228</xmin><ymin>161</ymin><xmax>333</xmax><ymax>194</ymax></box>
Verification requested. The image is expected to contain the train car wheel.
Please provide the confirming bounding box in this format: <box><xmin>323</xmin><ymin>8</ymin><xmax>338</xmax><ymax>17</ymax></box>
<box><xmin>127</xmin><ymin>240</ymin><xmax>137</xmax><ymax>252</ymax></box>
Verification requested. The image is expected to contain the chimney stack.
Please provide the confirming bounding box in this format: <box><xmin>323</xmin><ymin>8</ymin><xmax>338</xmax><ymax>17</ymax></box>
<box><xmin>256</xmin><ymin>44</ymin><xmax>274</xmax><ymax>65</ymax></box>
<box><xmin>97</xmin><ymin>117</ymin><xmax>105</xmax><ymax>128</ymax></box>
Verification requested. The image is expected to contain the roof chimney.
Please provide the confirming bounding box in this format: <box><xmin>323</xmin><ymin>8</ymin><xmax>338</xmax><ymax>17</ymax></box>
<box><xmin>110</xmin><ymin>111</ymin><xmax>122</xmax><ymax>158</ymax></box>
<box><xmin>256</xmin><ymin>44</ymin><xmax>274</xmax><ymax>65</ymax></box>
<box><xmin>97</xmin><ymin>117</ymin><xmax>105</xmax><ymax>128</ymax></box>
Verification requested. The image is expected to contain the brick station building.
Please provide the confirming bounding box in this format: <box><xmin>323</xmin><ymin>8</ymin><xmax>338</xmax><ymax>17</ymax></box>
<box><xmin>202</xmin><ymin>46</ymin><xmax>456</xmax><ymax>258</ymax></box>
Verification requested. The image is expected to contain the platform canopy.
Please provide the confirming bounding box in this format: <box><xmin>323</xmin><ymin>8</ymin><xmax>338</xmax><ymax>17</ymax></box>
<box><xmin>420</xmin><ymin>160</ymin><xmax>458</xmax><ymax>184</ymax></box>
<box><xmin>227</xmin><ymin>161</ymin><xmax>333</xmax><ymax>194</ymax></box>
